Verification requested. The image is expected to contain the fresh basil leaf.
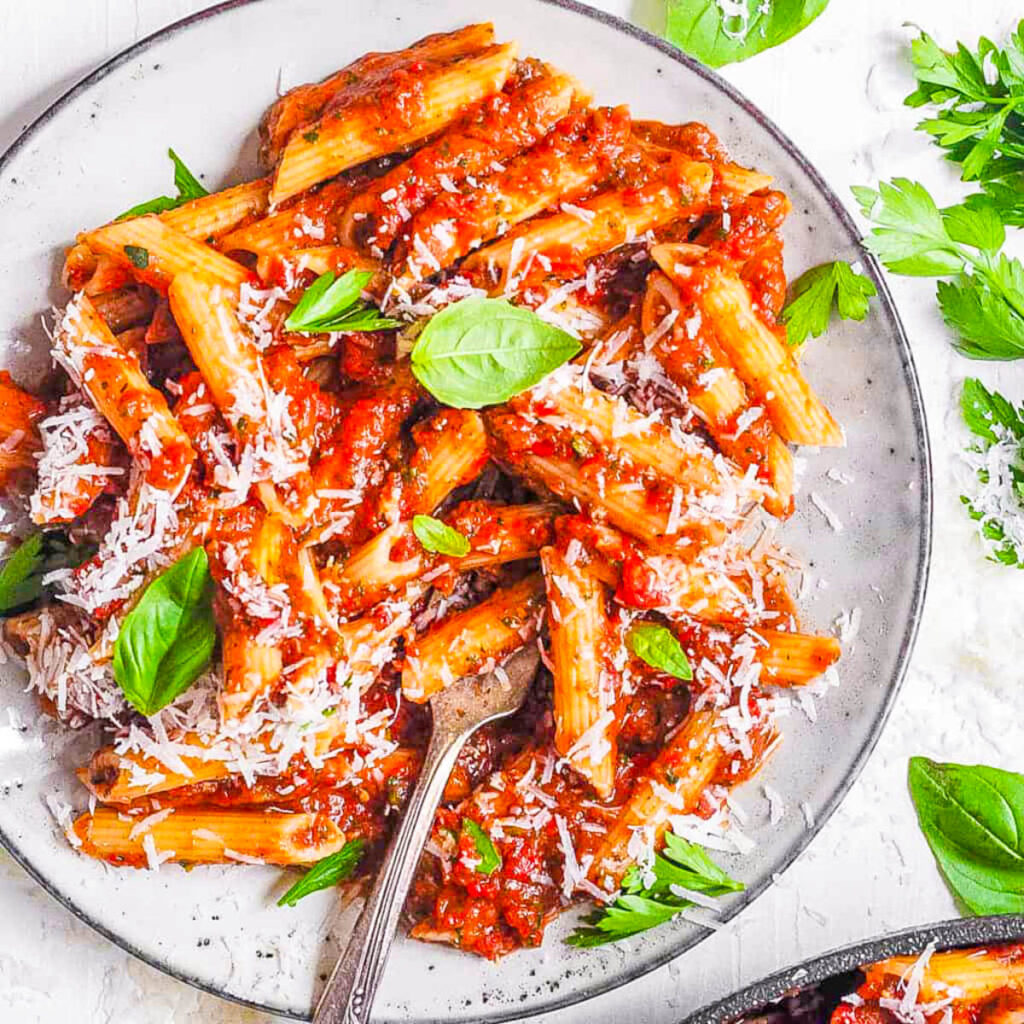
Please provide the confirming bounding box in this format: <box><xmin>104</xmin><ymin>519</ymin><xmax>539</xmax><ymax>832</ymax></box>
<box><xmin>124</xmin><ymin>245</ymin><xmax>150</xmax><ymax>270</ymax></box>
<box><xmin>0</xmin><ymin>534</ymin><xmax>45</xmax><ymax>613</ymax></box>
<box><xmin>284</xmin><ymin>270</ymin><xmax>399</xmax><ymax>334</ymax></box>
<box><xmin>461</xmin><ymin>818</ymin><xmax>502</xmax><ymax>875</ymax></box>
<box><xmin>169</xmin><ymin>148</ymin><xmax>208</xmax><ymax>202</ymax></box>
<box><xmin>664</xmin><ymin>0</ymin><xmax>830</xmax><ymax>69</ymax></box>
<box><xmin>410</xmin><ymin>297</ymin><xmax>581</xmax><ymax>408</ymax></box>
<box><xmin>567</xmin><ymin>831</ymin><xmax>742</xmax><ymax>947</ymax></box>
<box><xmin>781</xmin><ymin>260</ymin><xmax>876</xmax><ymax>345</ymax></box>
<box><xmin>909</xmin><ymin>756</ymin><xmax>1024</xmax><ymax>914</ymax></box>
<box><xmin>411</xmin><ymin>515</ymin><xmax>470</xmax><ymax>557</ymax></box>
<box><xmin>0</xmin><ymin>532</ymin><xmax>96</xmax><ymax>614</ymax></box>
<box><xmin>277</xmin><ymin>839</ymin><xmax>366</xmax><ymax>907</ymax></box>
<box><xmin>117</xmin><ymin>148</ymin><xmax>208</xmax><ymax>220</ymax></box>
<box><xmin>113</xmin><ymin>547</ymin><xmax>216</xmax><ymax>716</ymax></box>
<box><xmin>626</xmin><ymin>622</ymin><xmax>692</xmax><ymax>680</ymax></box>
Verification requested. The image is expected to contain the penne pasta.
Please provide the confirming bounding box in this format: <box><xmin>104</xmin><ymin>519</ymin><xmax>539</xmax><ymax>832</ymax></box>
<box><xmin>325</xmin><ymin>501</ymin><xmax>555</xmax><ymax>617</ymax></box>
<box><xmin>0</xmin><ymin>371</ymin><xmax>44</xmax><ymax>486</ymax></box>
<box><xmin>391</xmin><ymin>105</ymin><xmax>631</xmax><ymax>283</ymax></box>
<box><xmin>160</xmin><ymin>178</ymin><xmax>270</xmax><ymax>241</ymax></box>
<box><xmin>542</xmin><ymin>546</ymin><xmax>617</xmax><ymax>798</ymax></box>
<box><xmin>339</xmin><ymin>69</ymin><xmax>579</xmax><ymax>252</ymax></box>
<box><xmin>82</xmin><ymin>215</ymin><xmax>250</xmax><ymax>293</ymax></box>
<box><xmin>271</xmin><ymin>43</ymin><xmax>518</xmax><ymax>204</ymax></box>
<box><xmin>259</xmin><ymin>23</ymin><xmax>496</xmax><ymax>167</ymax></box>
<box><xmin>486</xmin><ymin>410</ymin><xmax>716</xmax><ymax>553</ymax></box>
<box><xmin>53</xmin><ymin>295</ymin><xmax>195</xmax><ymax>493</ymax></box>
<box><xmin>652</xmin><ymin>246</ymin><xmax>843</xmax><ymax>447</ymax></box>
<box><xmin>591</xmin><ymin>709</ymin><xmax>724</xmax><ymax>885</ymax></box>
<box><xmin>402</xmin><ymin>572</ymin><xmax>545</xmax><ymax>702</ymax></box>
<box><xmin>72</xmin><ymin>807</ymin><xmax>346</xmax><ymax>866</ymax></box>
<box><xmin>864</xmin><ymin>949</ymin><xmax>1024</xmax><ymax>1006</ymax></box>
<box><xmin>464</xmin><ymin>159</ymin><xmax>714</xmax><ymax>291</ymax></box>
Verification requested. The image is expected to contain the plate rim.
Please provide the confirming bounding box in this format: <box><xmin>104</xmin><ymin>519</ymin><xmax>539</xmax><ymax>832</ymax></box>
<box><xmin>0</xmin><ymin>0</ymin><xmax>934</xmax><ymax>1020</ymax></box>
<box><xmin>683</xmin><ymin>914</ymin><xmax>1024</xmax><ymax>1023</ymax></box>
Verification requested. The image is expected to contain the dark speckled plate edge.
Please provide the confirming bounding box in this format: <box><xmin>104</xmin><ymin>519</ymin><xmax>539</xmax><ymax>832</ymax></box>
<box><xmin>0</xmin><ymin>1</ymin><xmax>933</xmax><ymax>1021</ymax></box>
<box><xmin>686</xmin><ymin>916</ymin><xmax>1024</xmax><ymax>1024</ymax></box>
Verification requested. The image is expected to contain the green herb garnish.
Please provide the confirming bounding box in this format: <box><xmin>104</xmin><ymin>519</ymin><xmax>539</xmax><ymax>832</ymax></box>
<box><xmin>853</xmin><ymin>178</ymin><xmax>1024</xmax><ymax>360</ymax></box>
<box><xmin>410</xmin><ymin>297</ymin><xmax>580</xmax><ymax>408</ymax></box>
<box><xmin>626</xmin><ymin>623</ymin><xmax>692</xmax><ymax>681</ymax></box>
<box><xmin>664</xmin><ymin>0</ymin><xmax>830</xmax><ymax>69</ymax></box>
<box><xmin>461</xmin><ymin>818</ymin><xmax>502</xmax><ymax>875</ymax></box>
<box><xmin>0</xmin><ymin>532</ymin><xmax>95</xmax><ymax>615</ymax></box>
<box><xmin>909</xmin><ymin>756</ymin><xmax>1024</xmax><ymax>915</ymax></box>
<box><xmin>117</xmin><ymin>148</ymin><xmax>209</xmax><ymax>220</ymax></box>
<box><xmin>284</xmin><ymin>269</ymin><xmax>400</xmax><ymax>334</ymax></box>
<box><xmin>123</xmin><ymin>245</ymin><xmax>150</xmax><ymax>270</ymax></box>
<box><xmin>277</xmin><ymin>839</ymin><xmax>366</xmax><ymax>907</ymax></box>
<box><xmin>906</xmin><ymin>23</ymin><xmax>1024</xmax><ymax>221</ymax></box>
<box><xmin>780</xmin><ymin>260</ymin><xmax>877</xmax><ymax>345</ymax></box>
<box><xmin>112</xmin><ymin>547</ymin><xmax>216</xmax><ymax>715</ymax></box>
<box><xmin>411</xmin><ymin>515</ymin><xmax>470</xmax><ymax>557</ymax></box>
<box><xmin>958</xmin><ymin>378</ymin><xmax>1024</xmax><ymax>567</ymax></box>
<box><xmin>567</xmin><ymin>832</ymin><xmax>743</xmax><ymax>946</ymax></box>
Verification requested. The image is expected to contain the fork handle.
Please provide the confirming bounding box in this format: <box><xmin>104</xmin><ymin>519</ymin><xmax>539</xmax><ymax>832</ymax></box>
<box><xmin>313</xmin><ymin>727</ymin><xmax>465</xmax><ymax>1024</ymax></box>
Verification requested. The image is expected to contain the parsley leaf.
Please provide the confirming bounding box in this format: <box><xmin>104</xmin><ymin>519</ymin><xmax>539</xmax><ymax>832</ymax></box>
<box><xmin>117</xmin><ymin>148</ymin><xmax>209</xmax><ymax>220</ymax></box>
<box><xmin>284</xmin><ymin>269</ymin><xmax>400</xmax><ymax>334</ymax></box>
<box><xmin>958</xmin><ymin>377</ymin><xmax>1024</xmax><ymax>567</ymax></box>
<box><xmin>566</xmin><ymin>832</ymin><xmax>742</xmax><ymax>947</ymax></box>
<box><xmin>780</xmin><ymin>260</ymin><xmax>877</xmax><ymax>344</ymax></box>
<box><xmin>855</xmin><ymin>178</ymin><xmax>1024</xmax><ymax>359</ymax></box>
<box><xmin>0</xmin><ymin>532</ymin><xmax>95</xmax><ymax>615</ymax></box>
<box><xmin>461</xmin><ymin>818</ymin><xmax>502</xmax><ymax>875</ymax></box>
<box><xmin>277</xmin><ymin>839</ymin><xmax>366</xmax><ymax>907</ymax></box>
<box><xmin>905</xmin><ymin>24</ymin><xmax>1024</xmax><ymax>192</ymax></box>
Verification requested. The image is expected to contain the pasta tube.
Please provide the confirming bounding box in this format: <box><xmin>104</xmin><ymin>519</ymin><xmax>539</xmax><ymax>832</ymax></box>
<box><xmin>82</xmin><ymin>215</ymin><xmax>250</xmax><ymax>293</ymax></box>
<box><xmin>72</xmin><ymin>807</ymin><xmax>346</xmax><ymax>866</ymax></box>
<box><xmin>271</xmin><ymin>43</ymin><xmax>517</xmax><ymax>203</ymax></box>
<box><xmin>542</xmin><ymin>546</ymin><xmax>617</xmax><ymax>798</ymax></box>
<box><xmin>402</xmin><ymin>573</ymin><xmax>545</xmax><ymax>702</ymax></box>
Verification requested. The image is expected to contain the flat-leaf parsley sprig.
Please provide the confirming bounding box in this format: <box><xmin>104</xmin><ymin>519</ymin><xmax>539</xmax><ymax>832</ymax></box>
<box><xmin>566</xmin><ymin>832</ymin><xmax>743</xmax><ymax>947</ymax></box>
<box><xmin>959</xmin><ymin>377</ymin><xmax>1024</xmax><ymax>567</ymax></box>
<box><xmin>853</xmin><ymin>178</ymin><xmax>1024</xmax><ymax>360</ymax></box>
<box><xmin>780</xmin><ymin>260</ymin><xmax>877</xmax><ymax>345</ymax></box>
<box><xmin>905</xmin><ymin>22</ymin><xmax>1024</xmax><ymax>221</ymax></box>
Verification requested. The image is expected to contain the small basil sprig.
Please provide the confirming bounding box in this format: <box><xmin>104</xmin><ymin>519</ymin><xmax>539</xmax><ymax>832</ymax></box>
<box><xmin>410</xmin><ymin>297</ymin><xmax>581</xmax><ymax>408</ymax></box>
<box><xmin>909</xmin><ymin>756</ymin><xmax>1024</xmax><ymax>914</ymax></box>
<box><xmin>411</xmin><ymin>515</ymin><xmax>470</xmax><ymax>557</ymax></box>
<box><xmin>568</xmin><ymin>832</ymin><xmax>743</xmax><ymax>946</ymax></box>
<box><xmin>278</xmin><ymin>839</ymin><xmax>366</xmax><ymax>907</ymax></box>
<box><xmin>627</xmin><ymin>623</ymin><xmax>693</xmax><ymax>681</ymax></box>
<box><xmin>461</xmin><ymin>818</ymin><xmax>502</xmax><ymax>875</ymax></box>
<box><xmin>0</xmin><ymin>532</ymin><xmax>96</xmax><ymax>615</ymax></box>
<box><xmin>113</xmin><ymin>547</ymin><xmax>216</xmax><ymax>716</ymax></box>
<box><xmin>781</xmin><ymin>260</ymin><xmax>877</xmax><ymax>345</ymax></box>
<box><xmin>665</xmin><ymin>0</ymin><xmax>830</xmax><ymax>69</ymax></box>
<box><xmin>118</xmin><ymin>148</ymin><xmax>208</xmax><ymax>220</ymax></box>
<box><xmin>284</xmin><ymin>269</ymin><xmax>400</xmax><ymax>334</ymax></box>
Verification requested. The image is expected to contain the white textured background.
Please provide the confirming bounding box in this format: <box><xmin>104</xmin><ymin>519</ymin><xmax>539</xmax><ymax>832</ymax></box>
<box><xmin>2</xmin><ymin>1</ymin><xmax>1024</xmax><ymax>1021</ymax></box>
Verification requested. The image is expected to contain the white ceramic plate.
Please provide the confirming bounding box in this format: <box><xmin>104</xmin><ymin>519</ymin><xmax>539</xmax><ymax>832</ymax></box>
<box><xmin>0</xmin><ymin>1</ymin><xmax>931</xmax><ymax>1020</ymax></box>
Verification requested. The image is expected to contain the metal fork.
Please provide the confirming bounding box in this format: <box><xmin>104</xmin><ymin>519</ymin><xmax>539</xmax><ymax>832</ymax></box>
<box><xmin>313</xmin><ymin>644</ymin><xmax>541</xmax><ymax>1024</ymax></box>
